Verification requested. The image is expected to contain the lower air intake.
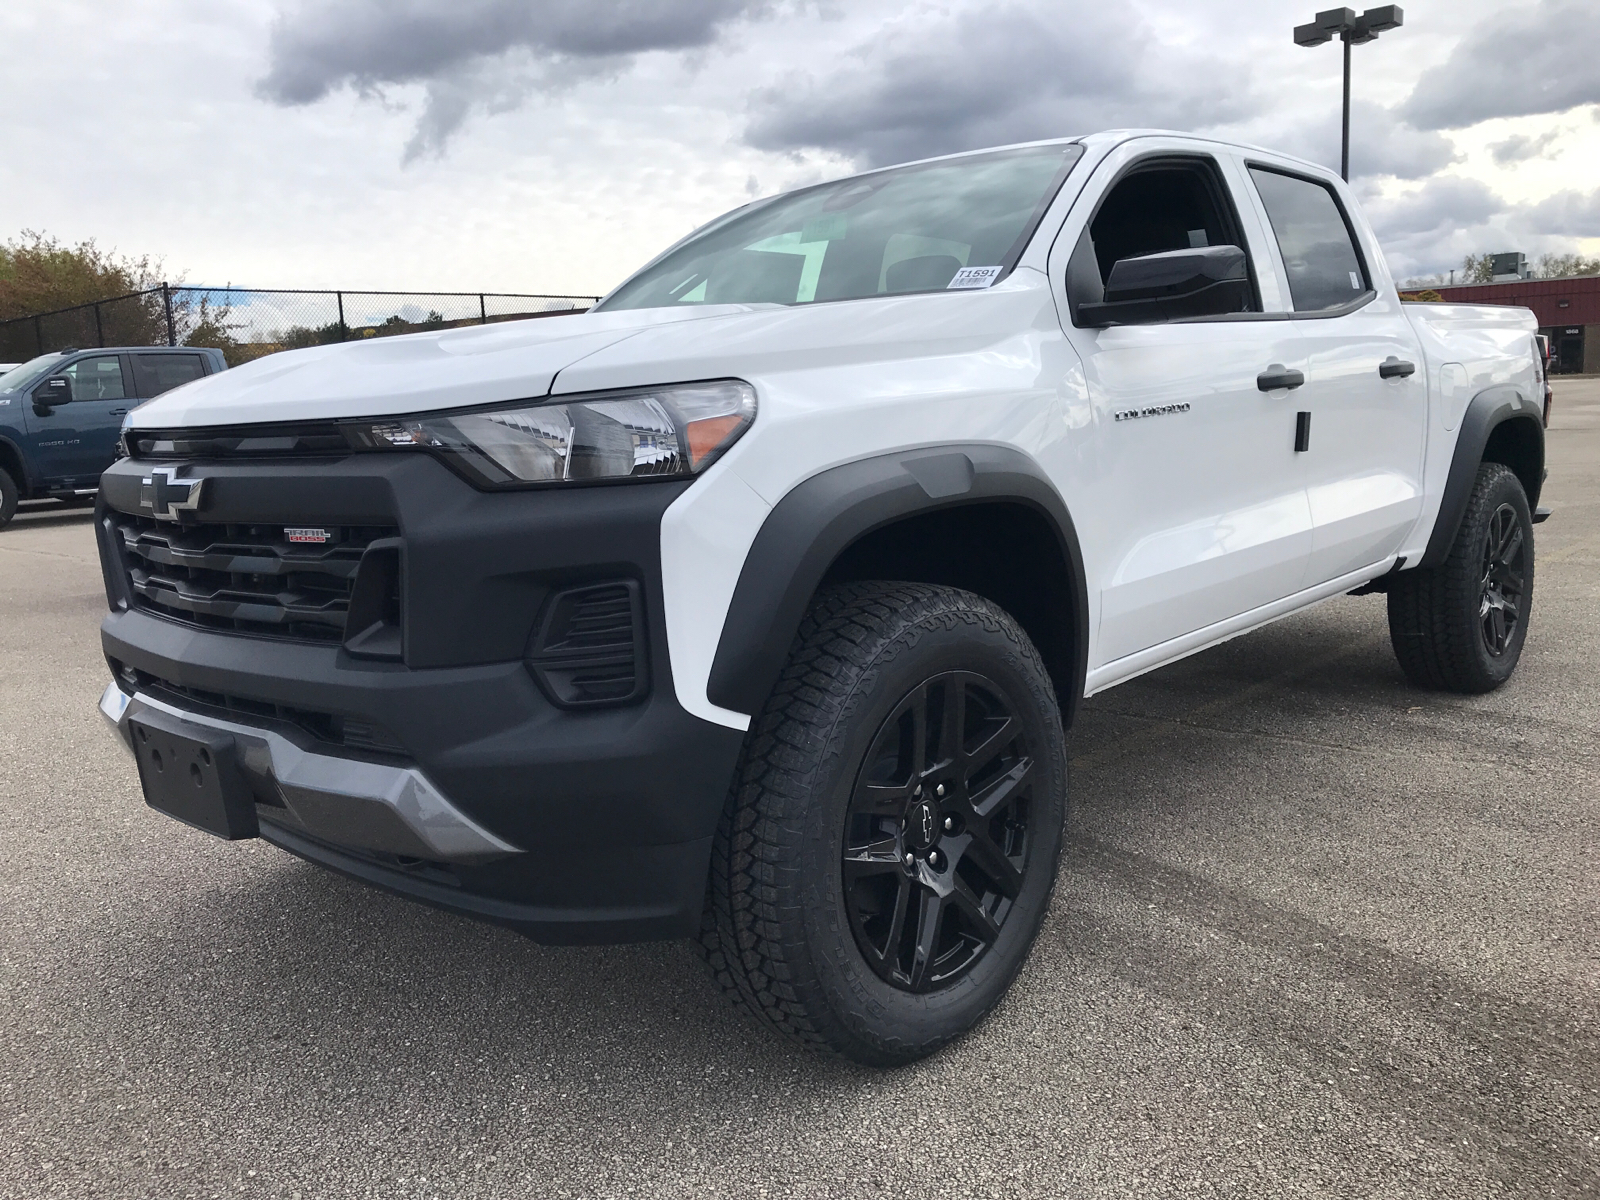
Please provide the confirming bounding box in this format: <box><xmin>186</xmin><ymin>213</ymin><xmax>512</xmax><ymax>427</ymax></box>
<box><xmin>526</xmin><ymin>581</ymin><xmax>649</xmax><ymax>708</ymax></box>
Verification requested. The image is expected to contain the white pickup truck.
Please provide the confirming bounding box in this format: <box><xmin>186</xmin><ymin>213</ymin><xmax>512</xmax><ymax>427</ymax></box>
<box><xmin>95</xmin><ymin>130</ymin><xmax>1548</xmax><ymax>1065</ymax></box>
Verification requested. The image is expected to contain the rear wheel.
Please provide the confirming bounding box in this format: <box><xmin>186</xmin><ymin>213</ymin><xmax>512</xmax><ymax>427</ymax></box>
<box><xmin>699</xmin><ymin>581</ymin><xmax>1068</xmax><ymax>1065</ymax></box>
<box><xmin>0</xmin><ymin>467</ymin><xmax>18</xmax><ymax>530</ymax></box>
<box><xmin>1388</xmin><ymin>462</ymin><xmax>1534</xmax><ymax>693</ymax></box>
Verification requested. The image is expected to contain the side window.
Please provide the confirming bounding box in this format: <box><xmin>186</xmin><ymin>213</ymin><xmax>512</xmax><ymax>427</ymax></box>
<box><xmin>131</xmin><ymin>353</ymin><xmax>206</xmax><ymax>398</ymax></box>
<box><xmin>1248</xmin><ymin>167</ymin><xmax>1368</xmax><ymax>312</ymax></box>
<box><xmin>61</xmin><ymin>355</ymin><xmax>128</xmax><ymax>402</ymax></box>
<box><xmin>1068</xmin><ymin>158</ymin><xmax>1259</xmax><ymax>323</ymax></box>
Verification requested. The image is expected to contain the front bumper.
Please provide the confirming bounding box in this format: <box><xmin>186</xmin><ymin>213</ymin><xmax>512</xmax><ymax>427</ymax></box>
<box><xmin>94</xmin><ymin>451</ymin><xmax>747</xmax><ymax>943</ymax></box>
<box><xmin>100</xmin><ymin>681</ymin><xmax>518</xmax><ymax>863</ymax></box>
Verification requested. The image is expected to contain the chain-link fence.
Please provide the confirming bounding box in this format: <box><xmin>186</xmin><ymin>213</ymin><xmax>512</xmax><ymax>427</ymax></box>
<box><xmin>0</xmin><ymin>285</ymin><xmax>599</xmax><ymax>366</ymax></box>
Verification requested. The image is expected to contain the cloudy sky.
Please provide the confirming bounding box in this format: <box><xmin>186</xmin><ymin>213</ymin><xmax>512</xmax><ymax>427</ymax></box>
<box><xmin>3</xmin><ymin>0</ymin><xmax>1597</xmax><ymax>295</ymax></box>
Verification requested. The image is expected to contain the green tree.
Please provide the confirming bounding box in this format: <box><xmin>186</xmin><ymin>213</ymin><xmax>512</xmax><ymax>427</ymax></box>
<box><xmin>0</xmin><ymin>230</ymin><xmax>164</xmax><ymax>319</ymax></box>
<box><xmin>1460</xmin><ymin>253</ymin><xmax>1496</xmax><ymax>284</ymax></box>
<box><xmin>1535</xmin><ymin>252</ymin><xmax>1600</xmax><ymax>279</ymax></box>
<box><xmin>275</xmin><ymin>322</ymin><xmax>346</xmax><ymax>350</ymax></box>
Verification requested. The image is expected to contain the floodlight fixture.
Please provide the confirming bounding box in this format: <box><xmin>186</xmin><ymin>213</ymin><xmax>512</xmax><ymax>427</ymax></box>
<box><xmin>1362</xmin><ymin>5</ymin><xmax>1404</xmax><ymax>33</ymax></box>
<box><xmin>1295</xmin><ymin>6</ymin><xmax>1405</xmax><ymax>180</ymax></box>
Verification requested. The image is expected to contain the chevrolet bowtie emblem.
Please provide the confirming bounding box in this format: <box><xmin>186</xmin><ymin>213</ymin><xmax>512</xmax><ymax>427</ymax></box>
<box><xmin>139</xmin><ymin>467</ymin><xmax>206</xmax><ymax>520</ymax></box>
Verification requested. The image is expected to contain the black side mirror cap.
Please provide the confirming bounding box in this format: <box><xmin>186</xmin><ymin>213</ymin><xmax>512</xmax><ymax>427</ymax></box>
<box><xmin>1079</xmin><ymin>245</ymin><xmax>1251</xmax><ymax>327</ymax></box>
<box><xmin>33</xmin><ymin>376</ymin><xmax>70</xmax><ymax>414</ymax></box>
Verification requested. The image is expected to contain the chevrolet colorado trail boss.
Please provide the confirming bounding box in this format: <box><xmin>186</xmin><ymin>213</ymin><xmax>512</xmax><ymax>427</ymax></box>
<box><xmin>95</xmin><ymin>131</ymin><xmax>1548</xmax><ymax>1065</ymax></box>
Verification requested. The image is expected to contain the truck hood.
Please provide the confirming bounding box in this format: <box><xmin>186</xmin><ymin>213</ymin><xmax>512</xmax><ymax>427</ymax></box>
<box><xmin>125</xmin><ymin>305</ymin><xmax>765</xmax><ymax>429</ymax></box>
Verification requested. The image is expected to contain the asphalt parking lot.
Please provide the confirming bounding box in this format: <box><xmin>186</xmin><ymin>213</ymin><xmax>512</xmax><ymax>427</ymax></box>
<box><xmin>1</xmin><ymin>379</ymin><xmax>1596</xmax><ymax>1200</ymax></box>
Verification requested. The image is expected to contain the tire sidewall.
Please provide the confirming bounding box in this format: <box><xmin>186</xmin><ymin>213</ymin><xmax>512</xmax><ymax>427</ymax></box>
<box><xmin>1458</xmin><ymin>466</ymin><xmax>1534</xmax><ymax>686</ymax></box>
<box><xmin>793</xmin><ymin>603</ymin><xmax>1067</xmax><ymax>1060</ymax></box>
<box><xmin>0</xmin><ymin>468</ymin><xmax>17</xmax><ymax>529</ymax></box>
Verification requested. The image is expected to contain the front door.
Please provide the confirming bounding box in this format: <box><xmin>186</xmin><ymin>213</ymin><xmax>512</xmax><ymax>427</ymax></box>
<box><xmin>1050</xmin><ymin>147</ymin><xmax>1314</xmax><ymax>672</ymax></box>
<box><xmin>1246</xmin><ymin>166</ymin><xmax>1428</xmax><ymax>585</ymax></box>
<box><xmin>25</xmin><ymin>354</ymin><xmax>132</xmax><ymax>486</ymax></box>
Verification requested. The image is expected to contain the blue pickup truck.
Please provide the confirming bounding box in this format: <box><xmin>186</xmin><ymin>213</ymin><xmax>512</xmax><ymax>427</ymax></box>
<box><xmin>0</xmin><ymin>346</ymin><xmax>227</xmax><ymax>528</ymax></box>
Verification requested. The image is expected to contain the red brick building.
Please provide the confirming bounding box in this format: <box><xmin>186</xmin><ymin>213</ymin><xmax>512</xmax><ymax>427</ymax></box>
<box><xmin>1404</xmin><ymin>275</ymin><xmax>1600</xmax><ymax>374</ymax></box>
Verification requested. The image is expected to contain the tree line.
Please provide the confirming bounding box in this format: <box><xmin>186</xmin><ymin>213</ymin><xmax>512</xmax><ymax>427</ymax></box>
<box><xmin>1</xmin><ymin>232</ymin><xmax>476</xmax><ymax>365</ymax></box>
<box><xmin>1406</xmin><ymin>252</ymin><xmax>1600</xmax><ymax>289</ymax></box>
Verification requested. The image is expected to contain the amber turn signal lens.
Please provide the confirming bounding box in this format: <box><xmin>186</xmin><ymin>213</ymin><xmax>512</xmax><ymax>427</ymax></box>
<box><xmin>686</xmin><ymin>414</ymin><xmax>746</xmax><ymax>468</ymax></box>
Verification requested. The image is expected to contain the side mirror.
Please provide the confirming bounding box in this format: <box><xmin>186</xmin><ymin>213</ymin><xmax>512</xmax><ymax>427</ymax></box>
<box><xmin>33</xmin><ymin>376</ymin><xmax>70</xmax><ymax>415</ymax></box>
<box><xmin>1078</xmin><ymin>245</ymin><xmax>1251</xmax><ymax>327</ymax></box>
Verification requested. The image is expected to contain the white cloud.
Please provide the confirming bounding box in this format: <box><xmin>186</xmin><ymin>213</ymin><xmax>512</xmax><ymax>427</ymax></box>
<box><xmin>258</xmin><ymin>0</ymin><xmax>771</xmax><ymax>160</ymax></box>
<box><xmin>1489</xmin><ymin>131</ymin><xmax>1562</xmax><ymax>167</ymax></box>
<box><xmin>1400</xmin><ymin>0</ymin><xmax>1600</xmax><ymax>130</ymax></box>
<box><xmin>743</xmin><ymin>3</ymin><xmax>1256</xmax><ymax>167</ymax></box>
<box><xmin>0</xmin><ymin>0</ymin><xmax>1594</xmax><ymax>295</ymax></box>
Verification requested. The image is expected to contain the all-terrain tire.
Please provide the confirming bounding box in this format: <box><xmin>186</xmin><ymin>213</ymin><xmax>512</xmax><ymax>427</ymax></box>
<box><xmin>1387</xmin><ymin>462</ymin><xmax>1534</xmax><ymax>693</ymax></box>
<box><xmin>699</xmin><ymin>581</ymin><xmax>1069</xmax><ymax>1066</ymax></box>
<box><xmin>0</xmin><ymin>467</ymin><xmax>18</xmax><ymax>530</ymax></box>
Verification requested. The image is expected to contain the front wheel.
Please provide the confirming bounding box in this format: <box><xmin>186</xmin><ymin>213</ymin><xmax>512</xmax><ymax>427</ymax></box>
<box><xmin>1388</xmin><ymin>462</ymin><xmax>1534</xmax><ymax>693</ymax></box>
<box><xmin>0</xmin><ymin>467</ymin><xmax>18</xmax><ymax>530</ymax></box>
<box><xmin>699</xmin><ymin>582</ymin><xmax>1068</xmax><ymax>1066</ymax></box>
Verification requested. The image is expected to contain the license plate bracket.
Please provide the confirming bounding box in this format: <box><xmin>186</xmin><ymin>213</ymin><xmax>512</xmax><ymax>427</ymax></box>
<box><xmin>128</xmin><ymin>708</ymin><xmax>259</xmax><ymax>840</ymax></box>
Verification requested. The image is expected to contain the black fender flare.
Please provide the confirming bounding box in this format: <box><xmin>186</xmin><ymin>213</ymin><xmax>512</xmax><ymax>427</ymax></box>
<box><xmin>1419</xmin><ymin>384</ymin><xmax>1545</xmax><ymax>569</ymax></box>
<box><xmin>706</xmin><ymin>444</ymin><xmax>1090</xmax><ymax>723</ymax></box>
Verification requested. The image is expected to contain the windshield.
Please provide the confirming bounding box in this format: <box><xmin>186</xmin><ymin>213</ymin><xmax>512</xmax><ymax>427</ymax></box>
<box><xmin>0</xmin><ymin>352</ymin><xmax>66</xmax><ymax>394</ymax></box>
<box><xmin>598</xmin><ymin>143</ymin><xmax>1083</xmax><ymax>312</ymax></box>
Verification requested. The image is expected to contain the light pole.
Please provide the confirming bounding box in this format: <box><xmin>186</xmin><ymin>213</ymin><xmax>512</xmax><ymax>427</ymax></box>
<box><xmin>1294</xmin><ymin>6</ymin><xmax>1404</xmax><ymax>181</ymax></box>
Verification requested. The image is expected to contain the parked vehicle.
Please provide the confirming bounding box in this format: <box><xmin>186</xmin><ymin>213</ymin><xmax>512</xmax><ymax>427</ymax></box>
<box><xmin>0</xmin><ymin>346</ymin><xmax>226</xmax><ymax>528</ymax></box>
<box><xmin>0</xmin><ymin>363</ymin><xmax>20</xmax><ymax>376</ymax></box>
<box><xmin>94</xmin><ymin>131</ymin><xmax>1548</xmax><ymax>1064</ymax></box>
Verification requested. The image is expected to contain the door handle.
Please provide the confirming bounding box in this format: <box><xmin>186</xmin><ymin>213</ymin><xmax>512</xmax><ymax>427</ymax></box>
<box><xmin>109</xmin><ymin>408</ymin><xmax>128</xmax><ymax>416</ymax></box>
<box><xmin>1257</xmin><ymin>365</ymin><xmax>1305</xmax><ymax>392</ymax></box>
<box><xmin>1378</xmin><ymin>357</ymin><xmax>1416</xmax><ymax>379</ymax></box>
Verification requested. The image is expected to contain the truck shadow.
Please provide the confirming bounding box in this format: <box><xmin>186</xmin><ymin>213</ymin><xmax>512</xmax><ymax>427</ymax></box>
<box><xmin>9</xmin><ymin>503</ymin><xmax>96</xmax><ymax>530</ymax></box>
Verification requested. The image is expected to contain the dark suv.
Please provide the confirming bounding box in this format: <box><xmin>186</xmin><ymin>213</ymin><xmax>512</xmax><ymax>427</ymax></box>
<box><xmin>0</xmin><ymin>346</ymin><xmax>227</xmax><ymax>527</ymax></box>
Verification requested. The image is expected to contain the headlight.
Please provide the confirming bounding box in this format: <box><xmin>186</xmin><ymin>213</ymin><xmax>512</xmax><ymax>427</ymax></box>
<box><xmin>344</xmin><ymin>380</ymin><xmax>756</xmax><ymax>489</ymax></box>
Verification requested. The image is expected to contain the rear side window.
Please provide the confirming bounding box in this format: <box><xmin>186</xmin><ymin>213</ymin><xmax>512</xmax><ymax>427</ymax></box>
<box><xmin>1248</xmin><ymin>167</ymin><xmax>1367</xmax><ymax>312</ymax></box>
<box><xmin>132</xmin><ymin>353</ymin><xmax>206</xmax><ymax>398</ymax></box>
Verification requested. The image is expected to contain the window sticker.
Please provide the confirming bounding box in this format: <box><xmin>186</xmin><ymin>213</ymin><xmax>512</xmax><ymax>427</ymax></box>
<box><xmin>947</xmin><ymin>265</ymin><xmax>1004</xmax><ymax>290</ymax></box>
<box><xmin>1349</xmin><ymin>270</ymin><xmax>1361</xmax><ymax>290</ymax></box>
<box><xmin>800</xmin><ymin>213</ymin><xmax>848</xmax><ymax>243</ymax></box>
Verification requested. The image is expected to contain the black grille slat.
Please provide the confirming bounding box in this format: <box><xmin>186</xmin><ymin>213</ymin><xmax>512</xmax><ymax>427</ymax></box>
<box><xmin>122</xmin><ymin>536</ymin><xmax>362</xmax><ymax>580</ymax></box>
<box><xmin>110</xmin><ymin>512</ymin><xmax>396</xmax><ymax>644</ymax></box>
<box><xmin>128</xmin><ymin>422</ymin><xmax>352</xmax><ymax>460</ymax></box>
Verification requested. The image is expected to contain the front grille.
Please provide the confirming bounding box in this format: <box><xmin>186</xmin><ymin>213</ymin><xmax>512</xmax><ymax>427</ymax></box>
<box><xmin>126</xmin><ymin>421</ymin><xmax>352</xmax><ymax>460</ymax></box>
<box><xmin>110</xmin><ymin>512</ymin><xmax>397</xmax><ymax>644</ymax></box>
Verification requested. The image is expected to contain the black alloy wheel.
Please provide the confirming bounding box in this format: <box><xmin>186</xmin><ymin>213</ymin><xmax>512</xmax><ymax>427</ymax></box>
<box><xmin>1387</xmin><ymin>461</ymin><xmax>1534</xmax><ymax>694</ymax></box>
<box><xmin>843</xmin><ymin>671</ymin><xmax>1034</xmax><ymax>992</ymax></box>
<box><xmin>1479</xmin><ymin>502</ymin><xmax>1527</xmax><ymax>656</ymax></box>
<box><xmin>699</xmin><ymin>581</ymin><xmax>1068</xmax><ymax>1066</ymax></box>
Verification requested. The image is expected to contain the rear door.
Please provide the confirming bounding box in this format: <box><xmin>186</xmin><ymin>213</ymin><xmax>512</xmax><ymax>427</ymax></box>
<box><xmin>1244</xmin><ymin>164</ymin><xmax>1428</xmax><ymax>584</ymax></box>
<box><xmin>23</xmin><ymin>353</ymin><xmax>133</xmax><ymax>485</ymax></box>
<box><xmin>1047</xmin><ymin>140</ymin><xmax>1314</xmax><ymax>674</ymax></box>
